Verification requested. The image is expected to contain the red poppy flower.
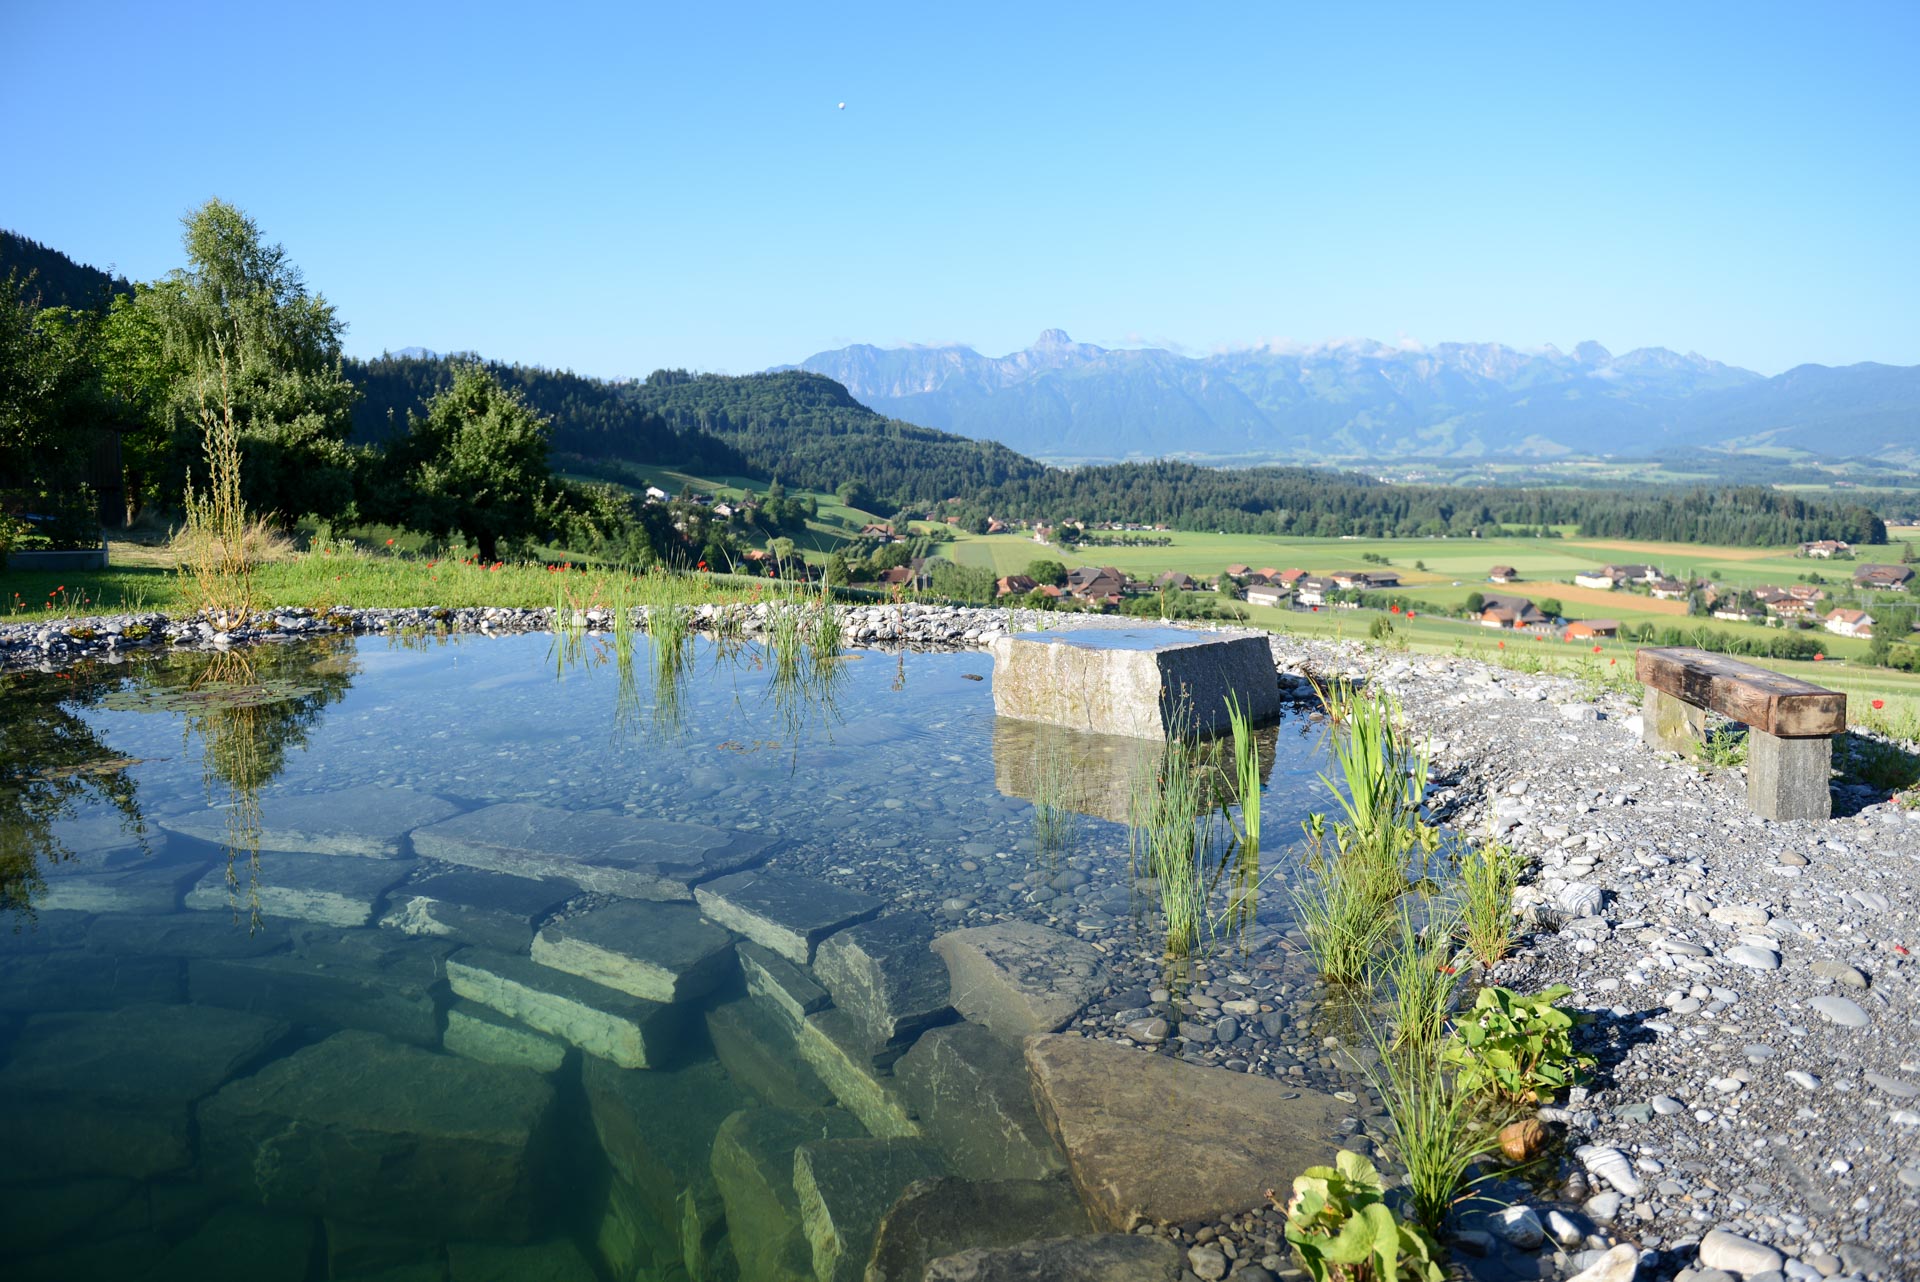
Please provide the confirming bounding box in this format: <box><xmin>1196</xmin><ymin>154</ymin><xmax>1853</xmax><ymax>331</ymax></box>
<box><xmin>1873</xmin><ymin>699</ymin><xmax>1886</xmax><ymax>710</ymax></box>
<box><xmin>1814</xmin><ymin>653</ymin><xmax>1824</xmax><ymax>661</ymax></box>
<box><xmin>1609</xmin><ymin>658</ymin><xmax>1617</xmax><ymax>665</ymax></box>
<box><xmin>1390</xmin><ymin>605</ymin><xmax>1401</xmax><ymax>614</ymax></box>
<box><xmin>385</xmin><ymin>538</ymin><xmax>394</xmax><ymax>546</ymax></box>
<box><xmin>1594</xmin><ymin>645</ymin><xmax>1602</xmax><ymax>653</ymax></box>
<box><xmin>1407</xmin><ymin>611</ymin><xmax>1416</xmax><ymax>619</ymax></box>
<box><xmin>1498</xmin><ymin>640</ymin><xmax>1505</xmax><ymax>648</ymax></box>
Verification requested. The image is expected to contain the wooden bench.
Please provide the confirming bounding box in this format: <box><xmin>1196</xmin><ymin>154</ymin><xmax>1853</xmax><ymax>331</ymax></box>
<box><xmin>1635</xmin><ymin>647</ymin><xmax>1846</xmax><ymax>821</ymax></box>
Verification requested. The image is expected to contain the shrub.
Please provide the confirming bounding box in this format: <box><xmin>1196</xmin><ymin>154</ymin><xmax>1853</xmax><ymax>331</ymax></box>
<box><xmin>1277</xmin><ymin>1149</ymin><xmax>1444</xmax><ymax>1282</ymax></box>
<box><xmin>1442</xmin><ymin>984</ymin><xmax>1593</xmax><ymax>1107</ymax></box>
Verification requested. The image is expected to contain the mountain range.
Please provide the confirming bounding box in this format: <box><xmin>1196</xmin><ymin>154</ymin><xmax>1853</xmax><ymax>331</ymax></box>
<box><xmin>791</xmin><ymin>330</ymin><xmax>1920</xmax><ymax>464</ymax></box>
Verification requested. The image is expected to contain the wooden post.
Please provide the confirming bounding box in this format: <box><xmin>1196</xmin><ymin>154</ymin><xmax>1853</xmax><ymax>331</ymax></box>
<box><xmin>1747</xmin><ymin>730</ymin><xmax>1833</xmax><ymax>822</ymax></box>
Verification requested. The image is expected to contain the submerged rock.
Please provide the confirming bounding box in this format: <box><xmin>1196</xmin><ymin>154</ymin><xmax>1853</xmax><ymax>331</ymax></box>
<box><xmin>706</xmin><ymin>996</ymin><xmax>837</xmax><ymax>1110</ymax></box>
<box><xmin>930</xmin><ymin>922</ymin><xmax>1105</xmax><ymax>1042</ymax></box>
<box><xmin>738</xmin><ymin>938</ymin><xmax>832</xmax><ymax>1023</ymax></box>
<box><xmin>581</xmin><ymin>1055</ymin><xmax>752</xmax><ymax>1241</ymax></box>
<box><xmin>36</xmin><ymin>855</ymin><xmax>211</xmax><ymax>915</ymax></box>
<box><xmin>381</xmin><ymin>867</ymin><xmax>574</xmax><ymax>952</ymax></box>
<box><xmin>709</xmin><ymin>1107</ymin><xmax>865</xmax><ymax>1282</ymax></box>
<box><xmin>530</xmin><ymin>899</ymin><xmax>736</xmax><ymax>1004</ymax></box>
<box><xmin>793</xmin><ymin>1007</ymin><xmax>921</xmax><ymax>1137</ymax></box>
<box><xmin>866</xmin><ymin>1176</ymin><xmax>1092</xmax><ymax>1282</ymax></box>
<box><xmin>163</xmin><ymin>785</ymin><xmax>460</xmax><ymax>859</ymax></box>
<box><xmin>412</xmin><ymin>801</ymin><xmax>774</xmax><ymax>899</ymax></box>
<box><xmin>695</xmin><ymin>868</ymin><xmax>883</xmax><ymax>964</ymax></box>
<box><xmin>813</xmin><ymin>913</ymin><xmax>956</xmax><ymax>1048</ymax></box>
<box><xmin>0</xmin><ymin>1002</ymin><xmax>286</xmax><ymax>1179</ymax></box>
<box><xmin>792</xmin><ymin>1137</ymin><xmax>950</xmax><ymax>1282</ymax></box>
<box><xmin>198</xmin><ymin>1029</ymin><xmax>556</xmax><ymax>1241</ymax></box>
<box><xmin>446</xmin><ymin>946</ymin><xmax>688</xmax><ymax>1068</ymax></box>
<box><xmin>443</xmin><ymin>998</ymin><xmax>568</xmax><ymax>1072</ymax></box>
<box><xmin>447</xmin><ymin>1237</ymin><xmax>600</xmax><ymax>1282</ymax></box>
<box><xmin>183</xmin><ymin>850</ymin><xmax>410</xmax><ymax>927</ymax></box>
<box><xmin>895</xmin><ymin>1022</ymin><xmax>1065</xmax><ymax>1181</ymax></box>
<box><xmin>189</xmin><ymin>926</ymin><xmax>453</xmax><ymax>1046</ymax></box>
<box><xmin>1024</xmin><ymin>1033</ymin><xmax>1346</xmax><ymax>1229</ymax></box>
<box><xmin>137</xmin><ymin>1204</ymin><xmax>317</xmax><ymax>1282</ymax></box>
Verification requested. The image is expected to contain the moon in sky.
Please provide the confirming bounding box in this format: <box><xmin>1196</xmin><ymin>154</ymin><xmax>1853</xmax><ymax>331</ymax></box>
<box><xmin>837</xmin><ymin>102</ymin><xmax>846</xmax><ymax>110</ymax></box>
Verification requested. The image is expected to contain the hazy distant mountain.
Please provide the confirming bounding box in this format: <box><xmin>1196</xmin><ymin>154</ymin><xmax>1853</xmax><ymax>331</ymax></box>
<box><xmin>791</xmin><ymin>330</ymin><xmax>1918</xmax><ymax>462</ymax></box>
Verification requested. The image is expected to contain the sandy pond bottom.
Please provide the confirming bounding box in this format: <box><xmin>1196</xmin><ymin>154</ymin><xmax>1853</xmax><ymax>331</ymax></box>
<box><xmin>0</xmin><ymin>632</ymin><xmax>1339</xmax><ymax>1282</ymax></box>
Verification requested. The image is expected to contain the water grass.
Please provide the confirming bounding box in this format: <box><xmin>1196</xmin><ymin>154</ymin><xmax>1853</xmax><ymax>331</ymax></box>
<box><xmin>1455</xmin><ymin>834</ymin><xmax>1521</xmax><ymax>969</ymax></box>
<box><xmin>1360</xmin><ymin>1036</ymin><xmax>1492</xmax><ymax>1240</ymax></box>
<box><xmin>1379</xmin><ymin>903</ymin><xmax>1459</xmax><ymax>1055</ymax></box>
<box><xmin>1029</xmin><ymin>738</ymin><xmax>1081</xmax><ymax>861</ymax></box>
<box><xmin>1290</xmin><ymin>826</ymin><xmax>1398</xmax><ymax>986</ymax></box>
<box><xmin>1128</xmin><ymin>698</ymin><xmax>1217</xmax><ymax>959</ymax></box>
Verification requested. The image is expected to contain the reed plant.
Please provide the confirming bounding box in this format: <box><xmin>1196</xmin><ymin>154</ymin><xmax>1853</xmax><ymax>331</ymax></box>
<box><xmin>1030</xmin><ymin>738</ymin><xmax>1081</xmax><ymax>861</ymax></box>
<box><xmin>1290</xmin><ymin>822</ymin><xmax>1398</xmax><ymax>986</ymax></box>
<box><xmin>1379</xmin><ymin>904</ymin><xmax>1459</xmax><ymax>1055</ymax></box>
<box><xmin>179</xmin><ymin>351</ymin><xmax>256</xmax><ymax>631</ymax></box>
<box><xmin>1454</xmin><ymin>835</ymin><xmax>1521</xmax><ymax>969</ymax></box>
<box><xmin>1360</xmin><ymin>1035</ymin><xmax>1491</xmax><ymax>1240</ymax></box>
<box><xmin>1128</xmin><ymin>700</ymin><xmax>1217</xmax><ymax>959</ymax></box>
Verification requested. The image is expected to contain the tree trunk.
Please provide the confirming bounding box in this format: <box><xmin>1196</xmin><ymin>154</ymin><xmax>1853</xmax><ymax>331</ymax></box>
<box><xmin>476</xmin><ymin>531</ymin><xmax>499</xmax><ymax>564</ymax></box>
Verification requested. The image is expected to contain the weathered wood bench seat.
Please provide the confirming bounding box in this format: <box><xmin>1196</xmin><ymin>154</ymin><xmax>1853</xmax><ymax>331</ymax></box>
<box><xmin>1635</xmin><ymin>646</ymin><xmax>1846</xmax><ymax>821</ymax></box>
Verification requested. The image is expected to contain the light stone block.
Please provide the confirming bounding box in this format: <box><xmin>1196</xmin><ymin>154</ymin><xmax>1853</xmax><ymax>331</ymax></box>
<box><xmin>989</xmin><ymin>627</ymin><xmax>1279</xmax><ymax>739</ymax></box>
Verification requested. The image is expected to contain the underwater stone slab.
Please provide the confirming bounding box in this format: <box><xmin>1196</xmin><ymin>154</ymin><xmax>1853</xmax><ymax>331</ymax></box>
<box><xmin>87</xmin><ymin>911</ymin><xmax>291</xmax><ymax>959</ymax></box>
<box><xmin>163</xmin><ymin>786</ymin><xmax>461</xmax><ymax>859</ymax></box>
<box><xmin>595</xmin><ymin>1171</ymin><xmax>676</xmax><ymax>1282</ymax></box>
<box><xmin>710</xmin><ymin>1108</ymin><xmax>866</xmax><ymax>1282</ymax></box>
<box><xmin>0</xmin><ymin>1003</ymin><xmax>286</xmax><ymax>1179</ymax></box>
<box><xmin>188</xmin><ymin>927</ymin><xmax>454</xmax><ymax>1047</ymax></box>
<box><xmin>582</xmin><ymin>1055</ymin><xmax>753</xmax><ymax>1249</ymax></box>
<box><xmin>988</xmin><ymin>628</ymin><xmax>1280</xmax><ymax>739</ymax></box>
<box><xmin>37</xmin><ymin>856</ymin><xmax>212</xmax><ymax>915</ymax></box>
<box><xmin>199</xmin><ymin>1028</ymin><xmax>556</xmax><ymax>1242</ymax></box>
<box><xmin>327</xmin><ymin>1221</ymin><xmax>445</xmax><ymax>1279</ymax></box>
<box><xmin>922</xmin><ymin>1233</ymin><xmax>1184</xmax><ymax>1282</ymax></box>
<box><xmin>447</xmin><ymin>947</ymin><xmax>687</xmax><ymax>1069</ymax></box>
<box><xmin>1024</xmin><ymin>1033</ymin><xmax>1348</xmax><ymax>1229</ymax></box>
<box><xmin>792</xmin><ymin>1137</ymin><xmax>950</xmax><ymax>1282</ymax></box>
<box><xmin>866</xmin><ymin>1177</ymin><xmax>1094</xmax><ymax>1282</ymax></box>
<box><xmin>412</xmin><ymin>802</ymin><xmax>775</xmax><ymax>899</ymax></box>
<box><xmin>530</xmin><ymin>899</ymin><xmax>736</xmax><ymax>1004</ymax></box>
<box><xmin>381</xmin><ymin>867</ymin><xmax>575</xmax><ymax>952</ymax></box>
<box><xmin>930</xmin><ymin>921</ymin><xmax>1105</xmax><ymax>1043</ymax></box>
<box><xmin>706</xmin><ymin>995</ymin><xmax>838</xmax><ymax>1110</ymax></box>
<box><xmin>812</xmin><ymin>914</ymin><xmax>956</xmax><ymax>1048</ymax></box>
<box><xmin>694</xmin><ymin>869</ymin><xmax>883</xmax><ymax>964</ymax></box>
<box><xmin>183</xmin><ymin>851</ymin><xmax>410</xmax><ymax>927</ymax></box>
<box><xmin>0</xmin><ymin>908</ymin><xmax>92</xmax><ymax>952</ymax></box>
<box><xmin>448</xmin><ymin>1237</ymin><xmax>600</xmax><ymax>1282</ymax></box>
<box><xmin>0</xmin><ymin>1177</ymin><xmax>141</xmax><ymax>1253</ymax></box>
<box><xmin>738</xmin><ymin>938</ymin><xmax>833</xmax><ymax>1024</ymax></box>
<box><xmin>444</xmin><ymin>998</ymin><xmax>568</xmax><ymax>1072</ymax></box>
<box><xmin>8</xmin><ymin>1229</ymin><xmax>173</xmax><ymax>1282</ymax></box>
<box><xmin>895</xmin><ymin>1023</ymin><xmax>1066</xmax><ymax>1181</ymax></box>
<box><xmin>0</xmin><ymin>949</ymin><xmax>181</xmax><ymax>1011</ymax></box>
<box><xmin>794</xmin><ymin>1007</ymin><xmax>921</xmax><ymax>1137</ymax></box>
<box><xmin>138</xmin><ymin>1204</ymin><xmax>317</xmax><ymax>1282</ymax></box>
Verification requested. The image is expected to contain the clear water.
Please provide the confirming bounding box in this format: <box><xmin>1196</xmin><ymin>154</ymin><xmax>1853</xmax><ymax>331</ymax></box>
<box><xmin>0</xmin><ymin>632</ymin><xmax>1333</xmax><ymax>1281</ymax></box>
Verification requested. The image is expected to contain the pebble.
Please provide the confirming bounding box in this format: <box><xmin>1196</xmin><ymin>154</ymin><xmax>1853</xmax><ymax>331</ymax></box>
<box><xmin>1725</xmin><ymin>944</ymin><xmax>1781</xmax><ymax>970</ymax></box>
<box><xmin>1865</xmin><ymin>1071</ymin><xmax>1920</xmax><ymax>1098</ymax></box>
<box><xmin>1186</xmin><ymin>1244</ymin><xmax>1228</xmax><ymax>1280</ymax></box>
<box><xmin>1807</xmin><ymin>995</ymin><xmax>1870</xmax><ymax>1028</ymax></box>
<box><xmin>1698</xmin><ymin>1228</ymin><xmax>1786</xmax><ymax>1275</ymax></box>
<box><xmin>1493</xmin><ymin>1205</ymin><xmax>1545</xmax><ymax>1250</ymax></box>
<box><xmin>1809</xmin><ymin>960</ymin><xmax>1870</xmax><ymax>989</ymax></box>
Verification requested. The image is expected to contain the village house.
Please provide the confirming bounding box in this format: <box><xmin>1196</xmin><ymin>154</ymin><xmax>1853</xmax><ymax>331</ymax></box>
<box><xmin>1479</xmin><ymin>593</ymin><xmax>1549</xmax><ymax>629</ymax></box>
<box><xmin>1824</xmin><ymin>607</ymin><xmax>1876</xmax><ymax>639</ymax></box>
<box><xmin>1274</xmin><ymin>568</ymin><xmax>1308</xmax><ymax>586</ymax></box>
<box><xmin>1330</xmin><ymin>570</ymin><xmax>1402</xmax><ymax>591</ymax></box>
<box><xmin>1563</xmin><ymin>619</ymin><xmax>1621</xmax><ymax>640</ymax></box>
<box><xmin>1154</xmin><ymin>571</ymin><xmax>1199</xmax><ymax>591</ymax></box>
<box><xmin>1244</xmin><ymin>583</ymin><xmax>1289</xmax><ymax>609</ymax></box>
<box><xmin>1800</xmin><ymin>540</ymin><xmax>1852</xmax><ymax>558</ymax></box>
<box><xmin>1854</xmin><ymin>564</ymin><xmax>1914</xmax><ymax>591</ymax></box>
<box><xmin>1768</xmin><ymin>598</ymin><xmax>1815</xmax><ymax>622</ymax></box>
<box><xmin>1295</xmin><ymin>576</ymin><xmax>1335</xmax><ymax>607</ymax></box>
<box><xmin>1489</xmin><ymin>566</ymin><xmax>1519</xmax><ymax>583</ymax></box>
<box><xmin>986</xmin><ymin>518</ymin><xmax>1007</xmax><ymax>534</ymax></box>
<box><xmin>1573</xmin><ymin>569</ymin><xmax>1621</xmax><ymax>590</ymax></box>
<box><xmin>995</xmin><ymin>574</ymin><xmax>1037</xmax><ymax>597</ymax></box>
<box><xmin>1065</xmin><ymin>565</ymin><xmax>1128</xmax><ymax>604</ymax></box>
<box><xmin>643</xmin><ymin>485</ymin><xmax>670</xmax><ymax>503</ymax></box>
<box><xmin>1787</xmin><ymin>583</ymin><xmax>1827</xmax><ymax>602</ymax></box>
<box><xmin>712</xmin><ymin>502</ymin><xmax>736</xmax><ymax>519</ymax></box>
<box><xmin>1225</xmin><ymin>564</ymin><xmax>1251</xmax><ymax>578</ymax></box>
<box><xmin>1649</xmin><ymin>577</ymin><xmax>1689</xmax><ymax>600</ymax></box>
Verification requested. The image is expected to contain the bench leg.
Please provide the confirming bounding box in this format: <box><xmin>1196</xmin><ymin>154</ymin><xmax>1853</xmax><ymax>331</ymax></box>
<box><xmin>1642</xmin><ymin>688</ymin><xmax>1707</xmax><ymax>756</ymax></box>
<box><xmin>1747</xmin><ymin>731</ymin><xmax>1832</xmax><ymax>822</ymax></box>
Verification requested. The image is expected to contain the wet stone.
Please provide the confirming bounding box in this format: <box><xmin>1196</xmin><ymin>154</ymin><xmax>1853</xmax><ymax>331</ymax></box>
<box><xmin>530</xmin><ymin>899</ymin><xmax>736</xmax><ymax>1004</ymax></box>
<box><xmin>1025</xmin><ymin>1033</ymin><xmax>1348</xmax><ymax>1229</ymax></box>
<box><xmin>0</xmin><ymin>1177</ymin><xmax>141</xmax><ymax>1253</ymax></box>
<box><xmin>812</xmin><ymin>913</ymin><xmax>956</xmax><ymax>1047</ymax></box>
<box><xmin>447</xmin><ymin>947</ymin><xmax>688</xmax><ymax>1068</ymax></box>
<box><xmin>163</xmin><ymin>785</ymin><xmax>461</xmax><ymax>859</ymax></box>
<box><xmin>86</xmin><ymin>911</ymin><xmax>290</xmax><ymax>959</ymax></box>
<box><xmin>412</xmin><ymin>801</ymin><xmax>774</xmax><ymax>899</ymax></box>
<box><xmin>189</xmin><ymin>926</ymin><xmax>454</xmax><ymax>1046</ymax></box>
<box><xmin>0</xmin><ymin>949</ymin><xmax>181</xmax><ymax>1011</ymax></box>
<box><xmin>867</xmin><ymin>1176</ymin><xmax>1093</xmax><ymax>1282</ymax></box>
<box><xmin>183</xmin><ymin>851</ymin><xmax>410</xmax><ymax>927</ymax></box>
<box><xmin>895</xmin><ymin>1022</ymin><xmax>1066</xmax><ymax>1181</ymax></box>
<box><xmin>794</xmin><ymin>1006</ymin><xmax>922</xmax><ymax>1137</ymax></box>
<box><xmin>922</xmin><ymin>1233</ymin><xmax>1185</xmax><ymax>1282</ymax></box>
<box><xmin>793</xmin><ymin>1136</ymin><xmax>951</xmax><ymax>1282</ymax></box>
<box><xmin>327</xmin><ymin>1220</ymin><xmax>444</xmax><ymax>1278</ymax></box>
<box><xmin>138</xmin><ymin>1204</ymin><xmax>317</xmax><ymax>1282</ymax></box>
<box><xmin>381</xmin><ymin>868</ymin><xmax>575</xmax><ymax>953</ymax></box>
<box><xmin>581</xmin><ymin>1055</ymin><xmax>753</xmax><ymax>1240</ymax></box>
<box><xmin>198</xmin><ymin>1028</ymin><xmax>557</xmax><ymax>1241</ymax></box>
<box><xmin>710</xmin><ymin>1108</ymin><xmax>866</xmax><ymax>1282</ymax></box>
<box><xmin>443</xmin><ymin>998</ymin><xmax>568</xmax><ymax>1072</ymax></box>
<box><xmin>37</xmin><ymin>855</ymin><xmax>211</xmax><ymax>915</ymax></box>
<box><xmin>0</xmin><ymin>1003</ymin><xmax>287</xmax><ymax>1179</ymax></box>
<box><xmin>738</xmin><ymin>939</ymin><xmax>832</xmax><ymax>1024</ymax></box>
<box><xmin>695</xmin><ymin>868</ymin><xmax>883</xmax><ymax>964</ymax></box>
<box><xmin>706</xmin><ymin>996</ymin><xmax>837</xmax><ymax>1110</ymax></box>
<box><xmin>931</xmin><ymin>921</ymin><xmax>1106</xmax><ymax>1043</ymax></box>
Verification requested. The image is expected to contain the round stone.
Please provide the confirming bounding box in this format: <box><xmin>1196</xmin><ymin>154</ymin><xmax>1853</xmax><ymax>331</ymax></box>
<box><xmin>1187</xmin><ymin>1244</ymin><xmax>1228</xmax><ymax>1280</ymax></box>
<box><xmin>1726</xmin><ymin>945</ymin><xmax>1781</xmax><ymax>970</ymax></box>
<box><xmin>1809</xmin><ymin>995</ymin><xmax>1870</xmax><ymax>1028</ymax></box>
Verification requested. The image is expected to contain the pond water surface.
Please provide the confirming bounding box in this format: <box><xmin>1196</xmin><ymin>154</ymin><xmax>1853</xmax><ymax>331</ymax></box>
<box><xmin>0</xmin><ymin>631</ymin><xmax>1337</xmax><ymax>1282</ymax></box>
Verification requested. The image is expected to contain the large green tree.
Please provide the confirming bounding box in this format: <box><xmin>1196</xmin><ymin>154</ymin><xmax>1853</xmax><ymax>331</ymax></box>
<box><xmin>142</xmin><ymin>199</ymin><xmax>360</xmax><ymax>525</ymax></box>
<box><xmin>376</xmin><ymin>363</ymin><xmax>559</xmax><ymax>562</ymax></box>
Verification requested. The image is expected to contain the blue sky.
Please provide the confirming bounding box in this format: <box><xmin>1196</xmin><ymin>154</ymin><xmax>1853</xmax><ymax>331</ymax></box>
<box><xmin>5</xmin><ymin>2</ymin><xmax>1915</xmax><ymax>378</ymax></box>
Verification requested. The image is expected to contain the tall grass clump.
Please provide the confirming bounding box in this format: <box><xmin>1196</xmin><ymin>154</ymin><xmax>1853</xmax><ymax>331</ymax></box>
<box><xmin>179</xmin><ymin>353</ymin><xmax>256</xmax><ymax>631</ymax></box>
<box><xmin>1128</xmin><ymin>699</ymin><xmax>1217</xmax><ymax>959</ymax></box>
<box><xmin>1290</xmin><ymin>833</ymin><xmax>1396</xmax><ymax>987</ymax></box>
<box><xmin>1455</xmin><ymin>835</ymin><xmax>1521</xmax><ymax>969</ymax></box>
<box><xmin>1030</xmin><ymin>739</ymin><xmax>1081</xmax><ymax>861</ymax></box>
<box><xmin>1361</xmin><ymin>1034</ymin><xmax>1490</xmax><ymax>1240</ymax></box>
<box><xmin>1380</xmin><ymin>905</ymin><xmax>1459</xmax><ymax>1055</ymax></box>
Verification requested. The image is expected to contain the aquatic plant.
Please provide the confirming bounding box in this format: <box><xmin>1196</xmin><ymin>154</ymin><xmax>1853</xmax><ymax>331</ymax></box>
<box><xmin>178</xmin><ymin>351</ymin><xmax>256</xmax><ymax>631</ymax></box>
<box><xmin>1442</xmin><ymin>984</ymin><xmax>1594</xmax><ymax>1108</ymax></box>
<box><xmin>1029</xmin><ymin>738</ymin><xmax>1081</xmax><ymax>861</ymax></box>
<box><xmin>1454</xmin><ymin>834</ymin><xmax>1521</xmax><ymax>969</ymax></box>
<box><xmin>1224</xmin><ymin>691</ymin><xmax>1263</xmax><ymax>854</ymax></box>
<box><xmin>1379</xmin><ymin>904</ymin><xmax>1458</xmax><ymax>1056</ymax></box>
<box><xmin>1275</xmin><ymin>1149</ymin><xmax>1444</xmax><ymax>1282</ymax></box>
<box><xmin>1128</xmin><ymin>698</ymin><xmax>1218</xmax><ymax>959</ymax></box>
<box><xmin>1361</xmin><ymin>1035</ymin><xmax>1492</xmax><ymax>1241</ymax></box>
<box><xmin>1290</xmin><ymin>824</ymin><xmax>1398</xmax><ymax>987</ymax></box>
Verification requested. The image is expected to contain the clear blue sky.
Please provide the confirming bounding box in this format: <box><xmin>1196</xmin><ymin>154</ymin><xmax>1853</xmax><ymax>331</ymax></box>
<box><xmin>5</xmin><ymin>1</ymin><xmax>1915</xmax><ymax>378</ymax></box>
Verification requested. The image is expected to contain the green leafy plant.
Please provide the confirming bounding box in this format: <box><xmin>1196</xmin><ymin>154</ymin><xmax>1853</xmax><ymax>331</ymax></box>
<box><xmin>1699</xmin><ymin>722</ymin><xmax>1748</xmax><ymax>770</ymax></box>
<box><xmin>1454</xmin><ymin>835</ymin><xmax>1521</xmax><ymax>968</ymax></box>
<box><xmin>1443</xmin><ymin>984</ymin><xmax>1594</xmax><ymax>1106</ymax></box>
<box><xmin>1276</xmin><ymin>1149</ymin><xmax>1444</xmax><ymax>1282</ymax></box>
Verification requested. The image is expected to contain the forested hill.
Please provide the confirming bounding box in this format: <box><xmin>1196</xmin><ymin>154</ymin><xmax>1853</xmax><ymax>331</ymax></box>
<box><xmin>0</xmin><ymin>230</ymin><xmax>132</xmax><ymax>309</ymax></box>
<box><xmin>347</xmin><ymin>357</ymin><xmax>1049</xmax><ymax>505</ymax></box>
